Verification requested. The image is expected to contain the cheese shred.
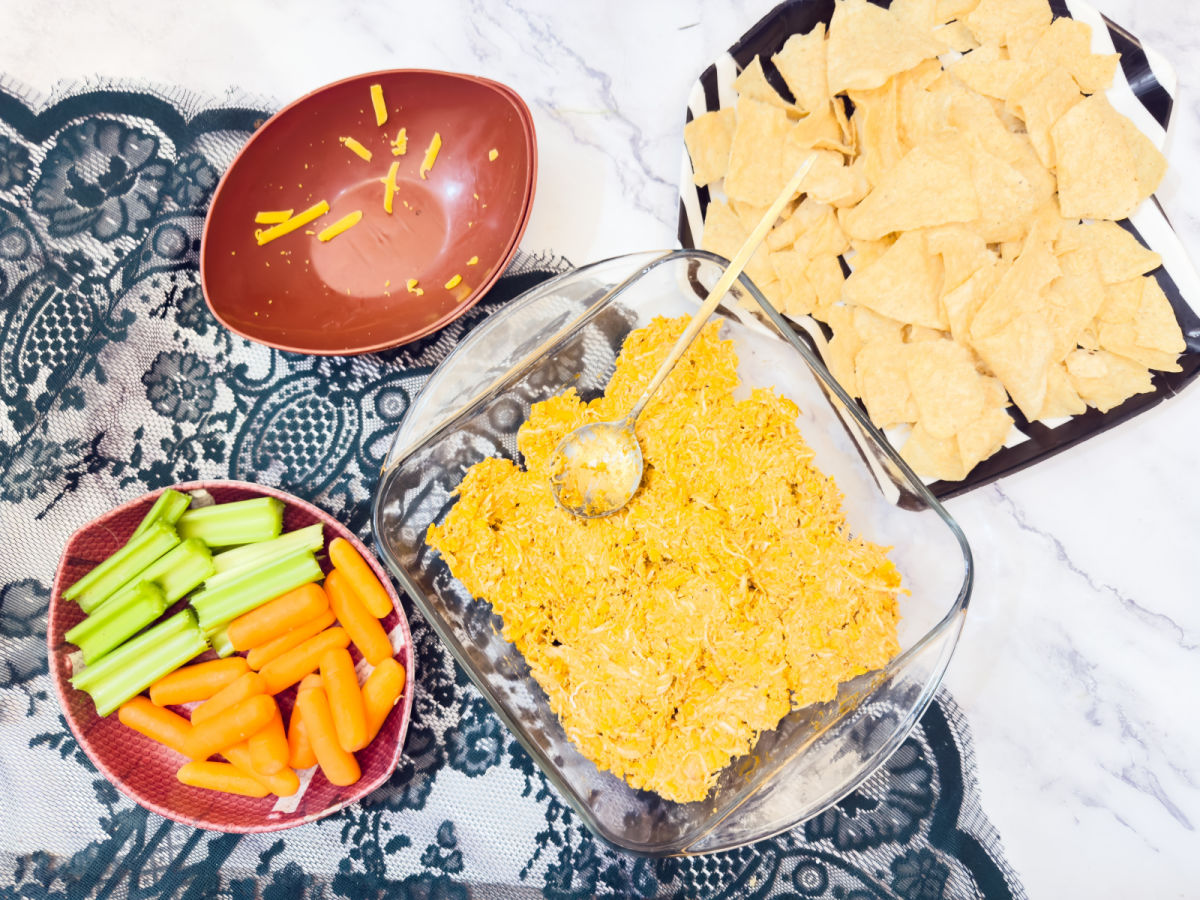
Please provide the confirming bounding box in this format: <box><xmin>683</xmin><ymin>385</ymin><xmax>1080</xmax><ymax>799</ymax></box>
<box><xmin>444</xmin><ymin>274</ymin><xmax>462</xmax><ymax>289</ymax></box>
<box><xmin>427</xmin><ymin>317</ymin><xmax>904</xmax><ymax>803</ymax></box>
<box><xmin>340</xmin><ymin>136</ymin><xmax>373</xmax><ymax>162</ymax></box>
<box><xmin>316</xmin><ymin>210</ymin><xmax>363</xmax><ymax>242</ymax></box>
<box><xmin>391</xmin><ymin>127</ymin><xmax>408</xmax><ymax>156</ymax></box>
<box><xmin>369</xmin><ymin>83</ymin><xmax>387</xmax><ymax>126</ymax></box>
<box><xmin>254</xmin><ymin>209</ymin><xmax>294</xmax><ymax>225</ymax></box>
<box><xmin>420</xmin><ymin>132</ymin><xmax>442</xmax><ymax>180</ymax></box>
<box><xmin>255</xmin><ymin>201</ymin><xmax>330</xmax><ymax>245</ymax></box>
<box><xmin>381</xmin><ymin>161</ymin><xmax>400</xmax><ymax>214</ymax></box>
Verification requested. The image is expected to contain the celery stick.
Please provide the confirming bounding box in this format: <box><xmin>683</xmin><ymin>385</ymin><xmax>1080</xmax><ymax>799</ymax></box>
<box><xmin>66</xmin><ymin>521</ymin><xmax>181</xmax><ymax>614</ymax></box>
<box><xmin>210</xmin><ymin>523</ymin><xmax>324</xmax><ymax>579</ymax></box>
<box><xmin>130</xmin><ymin>489</ymin><xmax>191</xmax><ymax>539</ymax></box>
<box><xmin>191</xmin><ymin>549</ymin><xmax>323</xmax><ymax>632</ymax></box>
<box><xmin>80</xmin><ymin>538</ymin><xmax>213</xmax><ymax>622</ymax></box>
<box><xmin>74</xmin><ymin>611</ymin><xmax>208</xmax><ymax>717</ymax></box>
<box><xmin>176</xmin><ymin>497</ymin><xmax>284</xmax><ymax>547</ymax></box>
<box><xmin>208</xmin><ymin>626</ymin><xmax>236</xmax><ymax>658</ymax></box>
<box><xmin>66</xmin><ymin>582</ymin><xmax>168</xmax><ymax>664</ymax></box>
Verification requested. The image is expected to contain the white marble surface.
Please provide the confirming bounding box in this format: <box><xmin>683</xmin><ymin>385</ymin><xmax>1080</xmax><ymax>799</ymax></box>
<box><xmin>2</xmin><ymin>0</ymin><xmax>1199</xmax><ymax>895</ymax></box>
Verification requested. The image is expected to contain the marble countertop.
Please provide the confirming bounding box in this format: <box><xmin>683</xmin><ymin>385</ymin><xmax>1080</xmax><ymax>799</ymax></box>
<box><xmin>2</xmin><ymin>0</ymin><xmax>1197</xmax><ymax>895</ymax></box>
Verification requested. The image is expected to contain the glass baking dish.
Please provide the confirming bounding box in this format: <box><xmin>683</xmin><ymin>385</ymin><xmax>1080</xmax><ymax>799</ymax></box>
<box><xmin>372</xmin><ymin>249</ymin><xmax>972</xmax><ymax>855</ymax></box>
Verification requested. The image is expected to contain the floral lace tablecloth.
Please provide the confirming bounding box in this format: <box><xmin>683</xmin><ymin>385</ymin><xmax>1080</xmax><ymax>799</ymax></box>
<box><xmin>0</xmin><ymin>83</ymin><xmax>1027</xmax><ymax>900</ymax></box>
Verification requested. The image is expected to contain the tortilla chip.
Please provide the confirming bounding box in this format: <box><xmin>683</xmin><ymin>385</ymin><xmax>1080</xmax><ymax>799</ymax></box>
<box><xmin>684</xmin><ymin>108</ymin><xmax>736</xmax><ymax>186</ymax></box>
<box><xmin>1027</xmin><ymin>17</ymin><xmax>1119</xmax><ymax>95</ymax></box>
<box><xmin>969</xmin><ymin>226</ymin><xmax>1060</xmax><ymax>339</ymax></box>
<box><xmin>1065</xmin><ymin>348</ymin><xmax>1154</xmax><ymax>412</ymax></box>
<box><xmin>897</xmin><ymin>59</ymin><xmax>953</xmax><ymax>149</ymax></box>
<box><xmin>848</xmin><ymin>78</ymin><xmax>905</xmax><ymax>188</ymax></box>
<box><xmin>856</xmin><ymin>338</ymin><xmax>919</xmax><ymax>426</ymax></box>
<box><xmin>789</xmin><ymin>199</ymin><xmax>852</xmax><ymax>258</ymax></box>
<box><xmin>700</xmin><ymin>199</ymin><xmax>777</xmax><ymax>288</ymax></box>
<box><xmin>1134</xmin><ymin>277</ymin><xmax>1186</xmax><ymax>359</ymax></box>
<box><xmin>787</xmin><ymin>102</ymin><xmax>851</xmax><ymax>152</ymax></box>
<box><xmin>964</xmin><ymin>0</ymin><xmax>1052</xmax><ymax>48</ymax></box>
<box><xmin>797</xmin><ymin>149</ymin><xmax>865</xmax><ymax>207</ymax></box>
<box><xmin>842</xmin><ymin>141</ymin><xmax>980</xmax><ymax>240</ymax></box>
<box><xmin>1008</xmin><ymin>65</ymin><xmax>1084</xmax><ymax>168</ymax></box>
<box><xmin>925</xmin><ymin>224</ymin><xmax>993</xmax><ymax>291</ymax></box>
<box><xmin>934</xmin><ymin>21</ymin><xmax>981</xmax><ymax>52</ymax></box>
<box><xmin>768</xmin><ymin>249</ymin><xmax>819</xmax><ymax>317</ymax></box>
<box><xmin>733</xmin><ymin>56</ymin><xmax>795</xmax><ymax>112</ymax></box>
<box><xmin>1097</xmin><ymin>322</ymin><xmax>1181</xmax><ymax>373</ymax></box>
<box><xmin>807</xmin><ymin>254</ymin><xmax>847</xmax><ymax>318</ymax></box>
<box><xmin>973</xmin><ymin>310</ymin><xmax>1055</xmax><ymax>420</ymax></box>
<box><xmin>1096</xmin><ymin>277</ymin><xmax>1143</xmax><ymax>325</ymax></box>
<box><xmin>936</xmin><ymin>0</ymin><xmax>981</xmax><ymax>24</ymax></box>
<box><xmin>843</xmin><ymin>230</ymin><xmax>947</xmax><ymax>328</ymax></box>
<box><xmin>1044</xmin><ymin>266</ymin><xmax>1105</xmax><ymax>361</ymax></box>
<box><xmin>724</xmin><ymin>98</ymin><xmax>793</xmax><ymax>206</ymax></box>
<box><xmin>902</xmin><ymin>422</ymin><xmax>969</xmax><ymax>481</ymax></box>
<box><xmin>1052</xmin><ymin>94</ymin><xmax>1141</xmax><ymax>220</ymax></box>
<box><xmin>962</xmin><ymin>137</ymin><xmax>1043</xmax><ymax>242</ymax></box>
<box><xmin>771</xmin><ymin>24</ymin><xmax>830</xmax><ymax>114</ymax></box>
<box><xmin>1097</xmin><ymin>275</ymin><xmax>1185</xmax><ymax>372</ymax></box>
<box><xmin>958</xmin><ymin>402</ymin><xmax>1014</xmax><ymax>468</ymax></box>
<box><xmin>906</xmin><ymin>338</ymin><xmax>990</xmax><ymax>439</ymax></box>
<box><xmin>891</xmin><ymin>0</ymin><xmax>939</xmax><ymax>31</ymax></box>
<box><xmin>854</xmin><ymin>306</ymin><xmax>907</xmax><ymax>343</ymax></box>
<box><xmin>1061</xmin><ymin>220</ymin><xmax>1161</xmax><ymax>285</ymax></box>
<box><xmin>1036</xmin><ymin>362</ymin><xmax>1088</xmax><ymax>420</ymax></box>
<box><xmin>848</xmin><ymin>235</ymin><xmax>896</xmax><ymax>271</ymax></box>
<box><xmin>941</xmin><ymin>262</ymin><xmax>998</xmax><ymax>346</ymax></box>
<box><xmin>827</xmin><ymin>0</ymin><xmax>944</xmax><ymax>94</ymax></box>
<box><xmin>951</xmin><ymin>45</ymin><xmax>1028</xmax><ymax>101</ymax></box>
<box><xmin>1117</xmin><ymin>114</ymin><xmax>1168</xmax><ymax>201</ymax></box>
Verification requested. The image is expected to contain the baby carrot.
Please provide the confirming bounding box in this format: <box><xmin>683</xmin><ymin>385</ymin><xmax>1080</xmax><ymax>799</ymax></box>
<box><xmin>177</xmin><ymin>760</ymin><xmax>270</xmax><ymax>798</ymax></box>
<box><xmin>185</xmin><ymin>693</ymin><xmax>277</xmax><ymax>760</ymax></box>
<box><xmin>249</xmin><ymin>708</ymin><xmax>289</xmax><ymax>775</ymax></box>
<box><xmin>287</xmin><ymin>675</ymin><xmax>321</xmax><ymax>769</ymax></box>
<box><xmin>295</xmin><ymin>680</ymin><xmax>360</xmax><ymax>786</ymax></box>
<box><xmin>246</xmin><ymin>609</ymin><xmax>336</xmax><ymax>671</ymax></box>
<box><xmin>328</xmin><ymin>538</ymin><xmax>393</xmax><ymax>618</ymax></box>
<box><xmin>223</xmin><ymin>742</ymin><xmax>300</xmax><ymax>797</ymax></box>
<box><xmin>320</xmin><ymin>647</ymin><xmax>368</xmax><ymax>752</ymax></box>
<box><xmin>118</xmin><ymin>695</ymin><xmax>192</xmax><ymax>755</ymax></box>
<box><xmin>149</xmin><ymin>657</ymin><xmax>250</xmax><ymax>707</ymax></box>
<box><xmin>259</xmin><ymin>627</ymin><xmax>350</xmax><ymax>695</ymax></box>
<box><xmin>228</xmin><ymin>582</ymin><xmax>329</xmax><ymax>651</ymax></box>
<box><xmin>325</xmin><ymin>569</ymin><xmax>393</xmax><ymax>665</ymax></box>
<box><xmin>191</xmin><ymin>671</ymin><xmax>267</xmax><ymax>726</ymax></box>
<box><xmin>362</xmin><ymin>657</ymin><xmax>407</xmax><ymax>745</ymax></box>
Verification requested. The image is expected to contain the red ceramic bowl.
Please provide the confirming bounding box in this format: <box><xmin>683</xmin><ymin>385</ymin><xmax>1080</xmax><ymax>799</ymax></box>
<box><xmin>48</xmin><ymin>481</ymin><xmax>415</xmax><ymax>832</ymax></box>
<box><xmin>201</xmin><ymin>69</ymin><xmax>537</xmax><ymax>355</ymax></box>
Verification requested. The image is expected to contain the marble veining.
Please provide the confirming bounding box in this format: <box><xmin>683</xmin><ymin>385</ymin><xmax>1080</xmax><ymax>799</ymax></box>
<box><xmin>0</xmin><ymin>0</ymin><xmax>1197</xmax><ymax>895</ymax></box>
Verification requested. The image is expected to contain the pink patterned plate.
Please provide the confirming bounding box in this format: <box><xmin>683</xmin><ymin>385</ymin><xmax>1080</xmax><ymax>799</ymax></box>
<box><xmin>47</xmin><ymin>480</ymin><xmax>415</xmax><ymax>832</ymax></box>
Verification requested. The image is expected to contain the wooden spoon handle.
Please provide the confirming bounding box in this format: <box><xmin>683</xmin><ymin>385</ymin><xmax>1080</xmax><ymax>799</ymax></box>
<box><xmin>627</xmin><ymin>153</ymin><xmax>818</xmax><ymax>422</ymax></box>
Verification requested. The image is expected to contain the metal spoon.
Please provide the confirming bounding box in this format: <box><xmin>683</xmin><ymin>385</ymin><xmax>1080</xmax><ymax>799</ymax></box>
<box><xmin>548</xmin><ymin>154</ymin><xmax>818</xmax><ymax>518</ymax></box>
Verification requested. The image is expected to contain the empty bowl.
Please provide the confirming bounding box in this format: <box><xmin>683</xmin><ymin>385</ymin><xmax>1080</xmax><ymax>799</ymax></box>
<box><xmin>48</xmin><ymin>480</ymin><xmax>415</xmax><ymax>832</ymax></box>
<box><xmin>201</xmin><ymin>69</ymin><xmax>537</xmax><ymax>355</ymax></box>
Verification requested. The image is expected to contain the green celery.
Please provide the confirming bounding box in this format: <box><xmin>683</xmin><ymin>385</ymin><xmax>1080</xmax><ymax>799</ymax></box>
<box><xmin>208</xmin><ymin>626</ymin><xmax>236</xmax><ymax>658</ymax></box>
<box><xmin>129</xmin><ymin>489</ymin><xmax>191</xmax><ymax>539</ymax></box>
<box><xmin>176</xmin><ymin>497</ymin><xmax>284</xmax><ymax>547</ymax></box>
<box><xmin>80</xmin><ymin>538</ymin><xmax>214</xmax><ymax>620</ymax></box>
<box><xmin>66</xmin><ymin>582</ymin><xmax>168</xmax><ymax>665</ymax></box>
<box><xmin>71</xmin><ymin>609</ymin><xmax>207</xmax><ymax>715</ymax></box>
<box><xmin>191</xmin><ymin>549</ymin><xmax>323</xmax><ymax>632</ymax></box>
<box><xmin>210</xmin><ymin>523</ymin><xmax>324</xmax><ymax>579</ymax></box>
<box><xmin>65</xmin><ymin>521</ymin><xmax>181</xmax><ymax>613</ymax></box>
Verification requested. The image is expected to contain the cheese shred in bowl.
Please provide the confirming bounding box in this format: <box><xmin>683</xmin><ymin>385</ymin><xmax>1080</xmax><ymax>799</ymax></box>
<box><xmin>426</xmin><ymin>316</ymin><xmax>903</xmax><ymax>803</ymax></box>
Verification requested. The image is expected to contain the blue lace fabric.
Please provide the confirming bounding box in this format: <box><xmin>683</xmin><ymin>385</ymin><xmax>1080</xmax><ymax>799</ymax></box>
<box><xmin>0</xmin><ymin>83</ymin><xmax>1027</xmax><ymax>900</ymax></box>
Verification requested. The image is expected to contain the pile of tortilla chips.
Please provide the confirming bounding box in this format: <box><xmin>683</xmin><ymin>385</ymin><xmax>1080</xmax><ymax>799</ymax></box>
<box><xmin>684</xmin><ymin>0</ymin><xmax>1186</xmax><ymax>482</ymax></box>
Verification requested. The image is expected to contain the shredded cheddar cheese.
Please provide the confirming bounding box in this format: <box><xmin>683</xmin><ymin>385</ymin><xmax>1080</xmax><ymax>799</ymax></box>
<box><xmin>427</xmin><ymin>317</ymin><xmax>903</xmax><ymax>803</ymax></box>
<box><xmin>254</xmin><ymin>209</ymin><xmax>294</xmax><ymax>225</ymax></box>
<box><xmin>444</xmin><ymin>274</ymin><xmax>462</xmax><ymax>290</ymax></box>
<box><xmin>391</xmin><ymin>127</ymin><xmax>408</xmax><ymax>156</ymax></box>
<box><xmin>467</xmin><ymin>256</ymin><xmax>479</xmax><ymax>266</ymax></box>
<box><xmin>420</xmin><ymin>132</ymin><xmax>442</xmax><ymax>180</ymax></box>
<box><xmin>381</xmin><ymin>161</ymin><xmax>400</xmax><ymax>214</ymax></box>
<box><xmin>370</xmin><ymin>83</ymin><xmax>387</xmax><ymax>126</ymax></box>
<box><xmin>406</xmin><ymin>278</ymin><xmax>424</xmax><ymax>295</ymax></box>
<box><xmin>340</xmin><ymin>136</ymin><xmax>373</xmax><ymax>162</ymax></box>
<box><xmin>255</xmin><ymin>201</ymin><xmax>330</xmax><ymax>245</ymax></box>
<box><xmin>488</xmin><ymin>148</ymin><xmax>499</xmax><ymax>161</ymax></box>
<box><xmin>316</xmin><ymin>210</ymin><xmax>363</xmax><ymax>242</ymax></box>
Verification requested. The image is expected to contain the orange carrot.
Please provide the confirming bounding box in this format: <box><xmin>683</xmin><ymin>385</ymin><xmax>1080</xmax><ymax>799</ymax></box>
<box><xmin>177</xmin><ymin>760</ymin><xmax>270</xmax><ymax>797</ymax></box>
<box><xmin>118</xmin><ymin>695</ymin><xmax>192</xmax><ymax>755</ymax></box>
<box><xmin>149</xmin><ymin>658</ymin><xmax>250</xmax><ymax>707</ymax></box>
<box><xmin>246</xmin><ymin>609</ymin><xmax>336</xmax><ymax>671</ymax></box>
<box><xmin>191</xmin><ymin>671</ymin><xmax>267</xmax><ymax>725</ymax></box>
<box><xmin>328</xmin><ymin>538</ymin><xmax>393</xmax><ymax>618</ymax></box>
<box><xmin>287</xmin><ymin>707</ymin><xmax>317</xmax><ymax>769</ymax></box>
<box><xmin>228</xmin><ymin>582</ymin><xmax>330</xmax><ymax>651</ymax></box>
<box><xmin>259</xmin><ymin>627</ymin><xmax>350</xmax><ymax>695</ymax></box>
<box><xmin>325</xmin><ymin>569</ymin><xmax>393</xmax><ymax>665</ymax></box>
<box><xmin>184</xmin><ymin>694</ymin><xmax>277</xmax><ymax>760</ymax></box>
<box><xmin>249</xmin><ymin>708</ymin><xmax>289</xmax><ymax>775</ymax></box>
<box><xmin>295</xmin><ymin>680</ymin><xmax>360</xmax><ymax>786</ymax></box>
<box><xmin>320</xmin><ymin>647</ymin><xmax>368</xmax><ymax>752</ymax></box>
<box><xmin>362</xmin><ymin>657</ymin><xmax>407</xmax><ymax>745</ymax></box>
<box><xmin>222</xmin><ymin>741</ymin><xmax>299</xmax><ymax>797</ymax></box>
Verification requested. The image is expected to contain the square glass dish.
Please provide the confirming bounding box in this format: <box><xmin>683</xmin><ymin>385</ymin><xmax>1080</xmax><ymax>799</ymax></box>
<box><xmin>371</xmin><ymin>249</ymin><xmax>973</xmax><ymax>855</ymax></box>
